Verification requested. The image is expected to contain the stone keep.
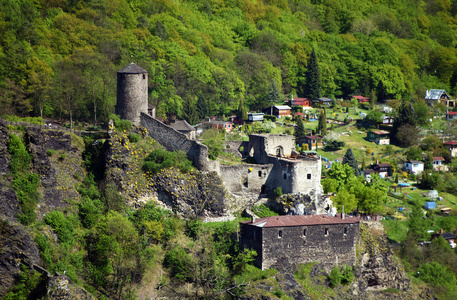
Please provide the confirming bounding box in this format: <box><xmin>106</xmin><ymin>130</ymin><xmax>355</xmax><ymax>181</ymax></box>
<box><xmin>115</xmin><ymin>63</ymin><xmax>148</xmax><ymax>125</ymax></box>
<box><xmin>240</xmin><ymin>214</ymin><xmax>360</xmax><ymax>271</ymax></box>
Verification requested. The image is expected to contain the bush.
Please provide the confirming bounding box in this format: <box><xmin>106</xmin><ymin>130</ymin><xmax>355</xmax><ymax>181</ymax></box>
<box><xmin>202</xmin><ymin>138</ymin><xmax>223</xmax><ymax>160</ymax></box>
<box><xmin>44</xmin><ymin>211</ymin><xmax>75</xmax><ymax>245</ymax></box>
<box><xmin>109</xmin><ymin>113</ymin><xmax>132</xmax><ymax>131</ymax></box>
<box><xmin>329</xmin><ymin>265</ymin><xmax>342</xmax><ymax>287</ymax></box>
<box><xmin>143</xmin><ymin>149</ymin><xmax>193</xmax><ymax>174</ymax></box>
<box><xmin>416</xmin><ymin>262</ymin><xmax>457</xmax><ymax>287</ymax></box>
<box><xmin>164</xmin><ymin>245</ymin><xmax>194</xmax><ymax>282</ymax></box>
<box><xmin>128</xmin><ymin>132</ymin><xmax>140</xmax><ymax>143</ymax></box>
<box><xmin>273</xmin><ymin>187</ymin><xmax>283</xmax><ymax>198</ymax></box>
<box><xmin>46</xmin><ymin>149</ymin><xmax>56</xmax><ymax>157</ymax></box>
<box><xmin>8</xmin><ymin>134</ymin><xmax>31</xmax><ymax>174</ymax></box>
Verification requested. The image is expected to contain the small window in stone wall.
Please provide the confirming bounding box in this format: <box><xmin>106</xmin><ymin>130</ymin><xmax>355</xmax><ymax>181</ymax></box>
<box><xmin>288</xmin><ymin>243</ymin><xmax>291</xmax><ymax>248</ymax></box>
<box><xmin>307</xmin><ymin>173</ymin><xmax>311</xmax><ymax>180</ymax></box>
<box><xmin>283</xmin><ymin>173</ymin><xmax>287</xmax><ymax>180</ymax></box>
<box><xmin>143</xmin><ymin>74</ymin><xmax>146</xmax><ymax>79</ymax></box>
<box><xmin>258</xmin><ymin>171</ymin><xmax>262</xmax><ymax>177</ymax></box>
<box><xmin>325</xmin><ymin>228</ymin><xmax>329</xmax><ymax>236</ymax></box>
<box><xmin>344</xmin><ymin>227</ymin><xmax>347</xmax><ymax>235</ymax></box>
<box><xmin>303</xmin><ymin>228</ymin><xmax>307</xmax><ymax>237</ymax></box>
<box><xmin>279</xmin><ymin>230</ymin><xmax>282</xmax><ymax>238</ymax></box>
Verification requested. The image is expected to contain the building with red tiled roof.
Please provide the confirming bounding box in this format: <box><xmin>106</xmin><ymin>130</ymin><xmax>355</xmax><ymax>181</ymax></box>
<box><xmin>351</xmin><ymin>95</ymin><xmax>369</xmax><ymax>103</ymax></box>
<box><xmin>446</xmin><ymin>111</ymin><xmax>457</xmax><ymax>121</ymax></box>
<box><xmin>240</xmin><ymin>214</ymin><xmax>360</xmax><ymax>270</ymax></box>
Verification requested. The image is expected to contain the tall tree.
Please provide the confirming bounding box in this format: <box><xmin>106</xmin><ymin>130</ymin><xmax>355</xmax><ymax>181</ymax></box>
<box><xmin>237</xmin><ymin>97</ymin><xmax>248</xmax><ymax>121</ymax></box>
<box><xmin>183</xmin><ymin>97</ymin><xmax>200</xmax><ymax>125</ymax></box>
<box><xmin>343</xmin><ymin>148</ymin><xmax>359</xmax><ymax>176</ymax></box>
<box><xmin>317</xmin><ymin>109</ymin><xmax>327</xmax><ymax>135</ymax></box>
<box><xmin>196</xmin><ymin>97</ymin><xmax>209</xmax><ymax>120</ymax></box>
<box><xmin>304</xmin><ymin>48</ymin><xmax>321</xmax><ymax>99</ymax></box>
<box><xmin>369</xmin><ymin>89</ymin><xmax>376</xmax><ymax>108</ymax></box>
<box><xmin>376</xmin><ymin>80</ymin><xmax>385</xmax><ymax>103</ymax></box>
<box><xmin>391</xmin><ymin>102</ymin><xmax>419</xmax><ymax>146</ymax></box>
<box><xmin>294</xmin><ymin>116</ymin><xmax>306</xmax><ymax>139</ymax></box>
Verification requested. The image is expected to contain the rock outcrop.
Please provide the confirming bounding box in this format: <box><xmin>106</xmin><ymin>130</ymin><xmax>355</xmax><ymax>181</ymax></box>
<box><xmin>355</xmin><ymin>221</ymin><xmax>411</xmax><ymax>297</ymax></box>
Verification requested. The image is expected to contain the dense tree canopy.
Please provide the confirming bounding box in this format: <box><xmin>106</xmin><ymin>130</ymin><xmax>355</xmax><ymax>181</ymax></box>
<box><xmin>1</xmin><ymin>0</ymin><xmax>457</xmax><ymax>124</ymax></box>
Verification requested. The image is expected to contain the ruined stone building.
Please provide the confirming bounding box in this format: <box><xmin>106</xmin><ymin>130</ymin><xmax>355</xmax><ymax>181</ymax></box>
<box><xmin>115</xmin><ymin>63</ymin><xmax>324</xmax><ymax>203</ymax></box>
<box><xmin>240</xmin><ymin>214</ymin><xmax>360</xmax><ymax>270</ymax></box>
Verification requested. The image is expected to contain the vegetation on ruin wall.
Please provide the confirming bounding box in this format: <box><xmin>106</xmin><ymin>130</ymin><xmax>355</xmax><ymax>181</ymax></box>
<box><xmin>3</xmin><ymin>0</ymin><xmax>457</xmax><ymax>123</ymax></box>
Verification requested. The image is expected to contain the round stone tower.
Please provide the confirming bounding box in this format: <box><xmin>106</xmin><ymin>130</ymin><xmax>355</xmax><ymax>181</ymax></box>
<box><xmin>115</xmin><ymin>62</ymin><xmax>148</xmax><ymax>126</ymax></box>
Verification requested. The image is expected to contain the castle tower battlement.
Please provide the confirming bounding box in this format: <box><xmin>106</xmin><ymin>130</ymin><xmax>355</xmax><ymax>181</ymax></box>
<box><xmin>115</xmin><ymin>63</ymin><xmax>148</xmax><ymax>125</ymax></box>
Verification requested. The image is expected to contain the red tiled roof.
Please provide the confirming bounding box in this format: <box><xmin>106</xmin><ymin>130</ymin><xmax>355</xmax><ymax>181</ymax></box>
<box><xmin>352</xmin><ymin>95</ymin><xmax>369</xmax><ymax>101</ymax></box>
<box><xmin>433</xmin><ymin>157</ymin><xmax>445</xmax><ymax>161</ymax></box>
<box><xmin>446</xmin><ymin>111</ymin><xmax>457</xmax><ymax>115</ymax></box>
<box><xmin>376</xmin><ymin>163</ymin><xmax>391</xmax><ymax>167</ymax></box>
<box><xmin>293</xmin><ymin>97</ymin><xmax>311</xmax><ymax>101</ymax></box>
<box><xmin>305</xmin><ymin>135</ymin><xmax>323</xmax><ymax>140</ymax></box>
<box><xmin>371</xmin><ymin>130</ymin><xmax>390</xmax><ymax>135</ymax></box>
<box><xmin>241</xmin><ymin>214</ymin><xmax>360</xmax><ymax>227</ymax></box>
<box><xmin>444</xmin><ymin>141</ymin><xmax>457</xmax><ymax>145</ymax></box>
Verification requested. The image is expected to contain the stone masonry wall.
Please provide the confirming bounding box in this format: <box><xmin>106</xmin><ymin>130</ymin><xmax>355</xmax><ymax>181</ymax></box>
<box><xmin>140</xmin><ymin>113</ymin><xmax>219</xmax><ymax>173</ymax></box>
<box><xmin>220</xmin><ymin>164</ymin><xmax>273</xmax><ymax>198</ymax></box>
<box><xmin>240</xmin><ymin>224</ymin><xmax>264</xmax><ymax>268</ymax></box>
<box><xmin>116</xmin><ymin>72</ymin><xmax>148</xmax><ymax>125</ymax></box>
<box><xmin>260</xmin><ymin>222</ymin><xmax>359</xmax><ymax>271</ymax></box>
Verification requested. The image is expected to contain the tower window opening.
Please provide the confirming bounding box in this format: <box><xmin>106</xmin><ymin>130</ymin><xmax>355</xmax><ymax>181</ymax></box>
<box><xmin>325</xmin><ymin>228</ymin><xmax>329</xmax><ymax>236</ymax></box>
<box><xmin>279</xmin><ymin>230</ymin><xmax>282</xmax><ymax>238</ymax></box>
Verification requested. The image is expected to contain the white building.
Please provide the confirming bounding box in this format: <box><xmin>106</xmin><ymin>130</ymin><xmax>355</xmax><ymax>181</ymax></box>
<box><xmin>403</xmin><ymin>160</ymin><xmax>424</xmax><ymax>175</ymax></box>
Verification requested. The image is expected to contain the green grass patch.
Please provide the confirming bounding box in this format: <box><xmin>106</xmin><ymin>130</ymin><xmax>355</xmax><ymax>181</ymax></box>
<box><xmin>382</xmin><ymin>219</ymin><xmax>408</xmax><ymax>243</ymax></box>
<box><xmin>252</xmin><ymin>204</ymin><xmax>278</xmax><ymax>218</ymax></box>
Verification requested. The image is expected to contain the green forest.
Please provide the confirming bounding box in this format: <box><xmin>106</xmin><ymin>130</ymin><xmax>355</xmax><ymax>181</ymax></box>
<box><xmin>2</xmin><ymin>0</ymin><xmax>457</xmax><ymax>124</ymax></box>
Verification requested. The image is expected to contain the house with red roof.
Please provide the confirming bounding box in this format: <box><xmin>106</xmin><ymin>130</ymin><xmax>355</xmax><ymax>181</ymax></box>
<box><xmin>444</xmin><ymin>141</ymin><xmax>457</xmax><ymax>157</ymax></box>
<box><xmin>446</xmin><ymin>111</ymin><xmax>457</xmax><ymax>121</ymax></box>
<box><xmin>299</xmin><ymin>135</ymin><xmax>323</xmax><ymax>150</ymax></box>
<box><xmin>290</xmin><ymin>97</ymin><xmax>312</xmax><ymax>110</ymax></box>
<box><xmin>351</xmin><ymin>95</ymin><xmax>369</xmax><ymax>103</ymax></box>
<box><xmin>367</xmin><ymin>130</ymin><xmax>390</xmax><ymax>145</ymax></box>
<box><xmin>432</xmin><ymin>157</ymin><xmax>447</xmax><ymax>171</ymax></box>
<box><xmin>240</xmin><ymin>214</ymin><xmax>360</xmax><ymax>270</ymax></box>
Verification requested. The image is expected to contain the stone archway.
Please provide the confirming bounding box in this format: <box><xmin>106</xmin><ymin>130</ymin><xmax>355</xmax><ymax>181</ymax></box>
<box><xmin>276</xmin><ymin>146</ymin><xmax>284</xmax><ymax>157</ymax></box>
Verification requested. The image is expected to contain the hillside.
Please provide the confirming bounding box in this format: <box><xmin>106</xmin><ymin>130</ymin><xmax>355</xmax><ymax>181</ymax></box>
<box><xmin>2</xmin><ymin>0</ymin><xmax>457</xmax><ymax>125</ymax></box>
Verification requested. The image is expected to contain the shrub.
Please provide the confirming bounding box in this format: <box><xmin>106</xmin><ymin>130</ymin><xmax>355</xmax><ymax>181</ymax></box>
<box><xmin>273</xmin><ymin>187</ymin><xmax>283</xmax><ymax>198</ymax></box>
<box><xmin>143</xmin><ymin>149</ymin><xmax>193</xmax><ymax>174</ymax></box>
<box><xmin>417</xmin><ymin>262</ymin><xmax>457</xmax><ymax>287</ymax></box>
<box><xmin>46</xmin><ymin>149</ymin><xmax>56</xmax><ymax>157</ymax></box>
<box><xmin>128</xmin><ymin>132</ymin><xmax>140</xmax><ymax>143</ymax></box>
<box><xmin>8</xmin><ymin>134</ymin><xmax>31</xmax><ymax>174</ymax></box>
<box><xmin>109</xmin><ymin>113</ymin><xmax>132</xmax><ymax>131</ymax></box>
<box><xmin>44</xmin><ymin>211</ymin><xmax>75</xmax><ymax>245</ymax></box>
<box><xmin>202</xmin><ymin>138</ymin><xmax>223</xmax><ymax>160</ymax></box>
<box><xmin>164</xmin><ymin>245</ymin><xmax>194</xmax><ymax>282</ymax></box>
<box><xmin>329</xmin><ymin>265</ymin><xmax>342</xmax><ymax>287</ymax></box>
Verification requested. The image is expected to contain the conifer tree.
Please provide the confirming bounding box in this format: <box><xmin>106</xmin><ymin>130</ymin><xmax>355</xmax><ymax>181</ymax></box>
<box><xmin>196</xmin><ymin>97</ymin><xmax>208</xmax><ymax>120</ymax></box>
<box><xmin>237</xmin><ymin>97</ymin><xmax>248</xmax><ymax>121</ymax></box>
<box><xmin>183</xmin><ymin>99</ymin><xmax>199</xmax><ymax>125</ymax></box>
<box><xmin>304</xmin><ymin>48</ymin><xmax>321</xmax><ymax>99</ymax></box>
<box><xmin>317</xmin><ymin>109</ymin><xmax>327</xmax><ymax>135</ymax></box>
<box><xmin>294</xmin><ymin>116</ymin><xmax>306</xmax><ymax>139</ymax></box>
<box><xmin>343</xmin><ymin>148</ymin><xmax>359</xmax><ymax>176</ymax></box>
<box><xmin>267</xmin><ymin>80</ymin><xmax>281</xmax><ymax>105</ymax></box>
<box><xmin>370</xmin><ymin>89</ymin><xmax>375</xmax><ymax>108</ymax></box>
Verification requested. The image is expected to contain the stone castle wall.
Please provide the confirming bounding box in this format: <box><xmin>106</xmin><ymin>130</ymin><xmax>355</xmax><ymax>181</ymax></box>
<box><xmin>220</xmin><ymin>164</ymin><xmax>273</xmax><ymax>197</ymax></box>
<box><xmin>141</xmin><ymin>113</ymin><xmax>219</xmax><ymax>173</ymax></box>
<box><xmin>116</xmin><ymin>72</ymin><xmax>148</xmax><ymax>125</ymax></box>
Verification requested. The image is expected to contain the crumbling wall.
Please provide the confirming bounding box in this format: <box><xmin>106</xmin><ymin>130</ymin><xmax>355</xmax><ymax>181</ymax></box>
<box><xmin>140</xmin><ymin>113</ymin><xmax>219</xmax><ymax>173</ymax></box>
